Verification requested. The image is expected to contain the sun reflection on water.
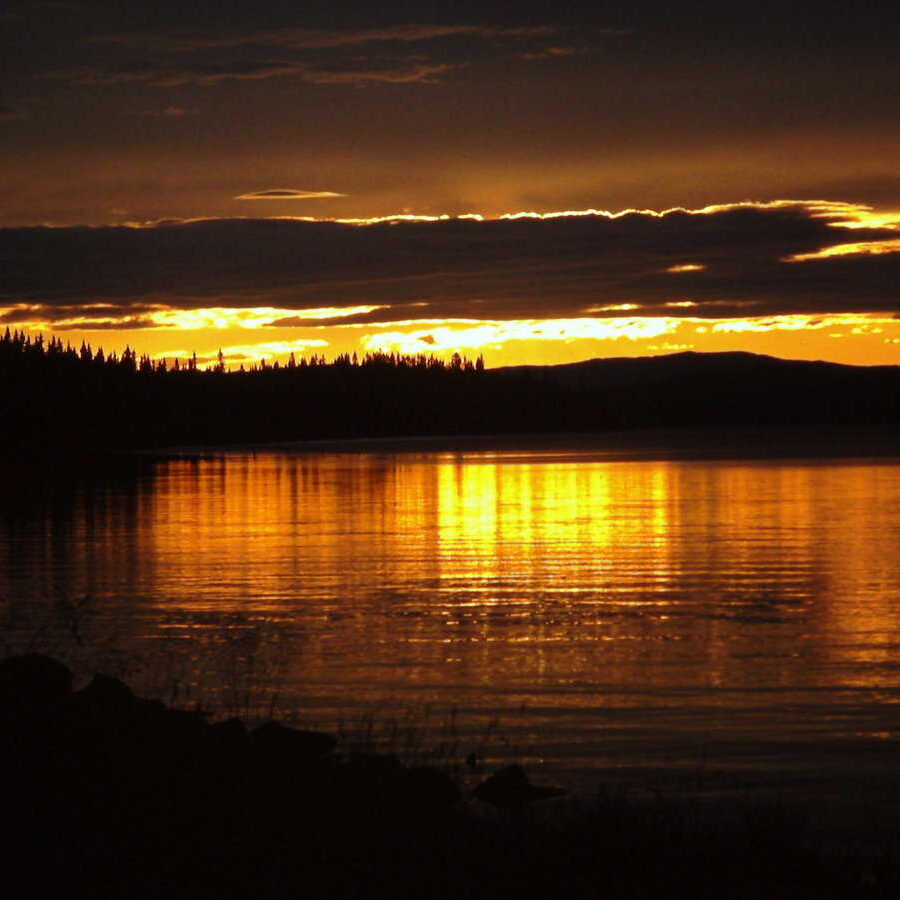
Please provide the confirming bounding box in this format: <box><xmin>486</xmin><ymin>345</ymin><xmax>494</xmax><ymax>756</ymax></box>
<box><xmin>4</xmin><ymin>442</ymin><xmax>900</xmax><ymax>785</ymax></box>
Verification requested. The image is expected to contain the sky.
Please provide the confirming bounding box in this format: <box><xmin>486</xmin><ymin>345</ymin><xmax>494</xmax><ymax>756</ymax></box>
<box><xmin>2</xmin><ymin>0</ymin><xmax>900</xmax><ymax>368</ymax></box>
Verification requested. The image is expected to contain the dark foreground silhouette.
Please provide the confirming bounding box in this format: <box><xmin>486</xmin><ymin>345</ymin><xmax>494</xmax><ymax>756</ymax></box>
<box><xmin>3</xmin><ymin>653</ymin><xmax>899</xmax><ymax>899</ymax></box>
<box><xmin>3</xmin><ymin>328</ymin><xmax>900</xmax><ymax>458</ymax></box>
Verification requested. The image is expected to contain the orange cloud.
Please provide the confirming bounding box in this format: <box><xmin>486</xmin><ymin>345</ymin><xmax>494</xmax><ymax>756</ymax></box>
<box><xmin>785</xmin><ymin>238</ymin><xmax>900</xmax><ymax>262</ymax></box>
<box><xmin>666</xmin><ymin>263</ymin><xmax>706</xmax><ymax>273</ymax></box>
<box><xmin>0</xmin><ymin>303</ymin><xmax>384</xmax><ymax>331</ymax></box>
<box><xmin>235</xmin><ymin>189</ymin><xmax>347</xmax><ymax>200</ymax></box>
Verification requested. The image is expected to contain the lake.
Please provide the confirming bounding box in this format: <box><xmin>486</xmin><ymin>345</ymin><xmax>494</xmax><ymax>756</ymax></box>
<box><xmin>4</xmin><ymin>428</ymin><xmax>900</xmax><ymax>798</ymax></box>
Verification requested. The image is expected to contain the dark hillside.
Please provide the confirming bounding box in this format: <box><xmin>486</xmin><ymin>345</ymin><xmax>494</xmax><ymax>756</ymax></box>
<box><xmin>490</xmin><ymin>350</ymin><xmax>900</xmax><ymax>431</ymax></box>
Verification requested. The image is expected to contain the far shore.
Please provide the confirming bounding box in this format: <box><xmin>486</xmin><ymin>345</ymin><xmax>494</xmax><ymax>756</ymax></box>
<box><xmin>142</xmin><ymin>423</ymin><xmax>900</xmax><ymax>463</ymax></box>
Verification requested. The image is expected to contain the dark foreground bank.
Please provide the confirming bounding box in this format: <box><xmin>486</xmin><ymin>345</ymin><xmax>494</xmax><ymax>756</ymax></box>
<box><xmin>3</xmin><ymin>654</ymin><xmax>899</xmax><ymax>900</ymax></box>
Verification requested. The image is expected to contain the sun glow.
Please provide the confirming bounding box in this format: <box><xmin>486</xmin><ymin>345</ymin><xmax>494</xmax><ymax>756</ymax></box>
<box><xmin>147</xmin><ymin>305</ymin><xmax>383</xmax><ymax>329</ymax></box>
<box><xmin>362</xmin><ymin>317</ymin><xmax>683</xmax><ymax>354</ymax></box>
<box><xmin>666</xmin><ymin>264</ymin><xmax>706</xmax><ymax>273</ymax></box>
<box><xmin>7</xmin><ymin>200</ymin><xmax>900</xmax><ymax>370</ymax></box>
<box><xmin>358</xmin><ymin>312</ymin><xmax>900</xmax><ymax>360</ymax></box>
<box><xmin>160</xmin><ymin>337</ymin><xmax>329</xmax><ymax>364</ymax></box>
<box><xmin>585</xmin><ymin>303</ymin><xmax>641</xmax><ymax>312</ymax></box>
<box><xmin>707</xmin><ymin>314</ymin><xmax>893</xmax><ymax>334</ymax></box>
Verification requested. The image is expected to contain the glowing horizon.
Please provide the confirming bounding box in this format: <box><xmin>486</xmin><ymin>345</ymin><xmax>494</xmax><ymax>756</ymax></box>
<box><xmin>3</xmin><ymin>199</ymin><xmax>899</xmax><ymax>370</ymax></box>
<box><xmin>7</xmin><ymin>310</ymin><xmax>900</xmax><ymax>371</ymax></box>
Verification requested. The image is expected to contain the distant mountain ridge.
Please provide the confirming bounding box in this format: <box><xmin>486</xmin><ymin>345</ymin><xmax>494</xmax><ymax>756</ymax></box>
<box><xmin>482</xmin><ymin>350</ymin><xmax>900</xmax><ymax>436</ymax></box>
<box><xmin>492</xmin><ymin>350</ymin><xmax>900</xmax><ymax>388</ymax></box>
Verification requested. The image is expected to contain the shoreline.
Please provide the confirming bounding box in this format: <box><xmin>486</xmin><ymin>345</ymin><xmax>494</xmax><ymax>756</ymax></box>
<box><xmin>5</xmin><ymin>653</ymin><xmax>900</xmax><ymax>898</ymax></box>
<box><xmin>141</xmin><ymin>423</ymin><xmax>900</xmax><ymax>463</ymax></box>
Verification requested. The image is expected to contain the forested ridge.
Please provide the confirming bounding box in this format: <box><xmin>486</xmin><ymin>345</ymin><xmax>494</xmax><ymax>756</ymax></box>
<box><xmin>0</xmin><ymin>329</ymin><xmax>547</xmax><ymax>456</ymax></box>
<box><xmin>2</xmin><ymin>328</ymin><xmax>900</xmax><ymax>458</ymax></box>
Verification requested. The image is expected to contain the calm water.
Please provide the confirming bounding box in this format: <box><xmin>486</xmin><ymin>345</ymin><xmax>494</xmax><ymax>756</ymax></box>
<box><xmin>4</xmin><ymin>431</ymin><xmax>900</xmax><ymax>792</ymax></box>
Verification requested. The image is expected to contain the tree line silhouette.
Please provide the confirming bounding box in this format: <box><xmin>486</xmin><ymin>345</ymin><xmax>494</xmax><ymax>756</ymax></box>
<box><xmin>2</xmin><ymin>326</ymin><xmax>899</xmax><ymax>459</ymax></box>
<box><xmin>0</xmin><ymin>328</ymin><xmax>537</xmax><ymax>457</ymax></box>
<box><xmin>0</xmin><ymin>328</ymin><xmax>485</xmax><ymax>376</ymax></box>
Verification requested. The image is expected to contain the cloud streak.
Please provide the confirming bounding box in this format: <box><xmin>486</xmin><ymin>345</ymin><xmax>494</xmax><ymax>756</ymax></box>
<box><xmin>235</xmin><ymin>189</ymin><xmax>347</xmax><ymax>200</ymax></box>
<box><xmin>0</xmin><ymin>303</ymin><xmax>382</xmax><ymax>330</ymax></box>
<box><xmin>60</xmin><ymin>58</ymin><xmax>461</xmax><ymax>88</ymax></box>
<box><xmin>50</xmin><ymin>22</ymin><xmax>597</xmax><ymax>89</ymax></box>
<box><xmin>94</xmin><ymin>24</ymin><xmax>562</xmax><ymax>52</ymax></box>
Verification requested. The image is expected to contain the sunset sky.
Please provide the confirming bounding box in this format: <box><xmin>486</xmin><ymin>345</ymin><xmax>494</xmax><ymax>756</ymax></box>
<box><xmin>3</xmin><ymin>0</ymin><xmax>900</xmax><ymax>368</ymax></box>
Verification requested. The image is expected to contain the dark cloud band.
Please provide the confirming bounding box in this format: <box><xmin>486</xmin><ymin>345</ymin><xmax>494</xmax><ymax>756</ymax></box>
<box><xmin>0</xmin><ymin>203</ymin><xmax>898</xmax><ymax>326</ymax></box>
